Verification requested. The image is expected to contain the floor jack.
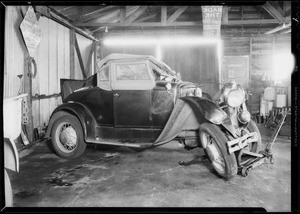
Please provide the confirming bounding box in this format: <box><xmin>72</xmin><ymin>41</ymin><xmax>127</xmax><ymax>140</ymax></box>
<box><xmin>237</xmin><ymin>110</ymin><xmax>289</xmax><ymax>177</ymax></box>
<box><xmin>178</xmin><ymin>110</ymin><xmax>289</xmax><ymax>177</ymax></box>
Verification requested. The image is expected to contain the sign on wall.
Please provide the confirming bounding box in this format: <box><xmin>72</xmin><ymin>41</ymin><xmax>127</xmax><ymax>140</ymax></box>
<box><xmin>201</xmin><ymin>6</ymin><xmax>223</xmax><ymax>37</ymax></box>
<box><xmin>20</xmin><ymin>6</ymin><xmax>42</xmax><ymax>57</ymax></box>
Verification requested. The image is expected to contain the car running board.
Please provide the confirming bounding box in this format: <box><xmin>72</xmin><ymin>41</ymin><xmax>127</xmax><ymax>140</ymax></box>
<box><xmin>86</xmin><ymin>139</ymin><xmax>152</xmax><ymax>148</ymax></box>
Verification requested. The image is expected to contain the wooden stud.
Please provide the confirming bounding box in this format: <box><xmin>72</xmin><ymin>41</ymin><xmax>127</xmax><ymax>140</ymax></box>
<box><xmin>85</xmin><ymin>41</ymin><xmax>97</xmax><ymax>77</ymax></box>
<box><xmin>161</xmin><ymin>6</ymin><xmax>167</xmax><ymax>25</ymax></box>
<box><xmin>70</xmin><ymin>29</ymin><xmax>75</xmax><ymax>79</ymax></box>
<box><xmin>74</xmin><ymin>34</ymin><xmax>87</xmax><ymax>79</ymax></box>
<box><xmin>222</xmin><ymin>6</ymin><xmax>229</xmax><ymax>24</ymax></box>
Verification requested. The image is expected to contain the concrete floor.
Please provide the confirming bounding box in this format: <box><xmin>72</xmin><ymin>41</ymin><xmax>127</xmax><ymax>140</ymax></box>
<box><xmin>8</xmin><ymin>124</ymin><xmax>291</xmax><ymax>211</ymax></box>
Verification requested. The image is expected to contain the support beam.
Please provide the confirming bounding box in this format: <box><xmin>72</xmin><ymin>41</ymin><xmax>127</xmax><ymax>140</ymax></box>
<box><xmin>80</xmin><ymin>19</ymin><xmax>280</xmax><ymax>27</ymax></box>
<box><xmin>73</xmin><ymin>8</ymin><xmax>120</xmax><ymax>25</ymax></box>
<box><xmin>124</xmin><ymin>6</ymin><xmax>148</xmax><ymax>25</ymax></box>
<box><xmin>135</xmin><ymin>14</ymin><xmax>157</xmax><ymax>23</ymax></box>
<box><xmin>74</xmin><ymin>34</ymin><xmax>87</xmax><ymax>79</ymax></box>
<box><xmin>85</xmin><ymin>41</ymin><xmax>97</xmax><ymax>77</ymax></box>
<box><xmin>70</xmin><ymin>30</ymin><xmax>75</xmax><ymax>79</ymax></box>
<box><xmin>36</xmin><ymin>6</ymin><xmax>96</xmax><ymax>41</ymax></box>
<box><xmin>119</xmin><ymin>6</ymin><xmax>126</xmax><ymax>23</ymax></box>
<box><xmin>222</xmin><ymin>6</ymin><xmax>229</xmax><ymax>24</ymax></box>
<box><xmin>261</xmin><ymin>1</ymin><xmax>285</xmax><ymax>23</ymax></box>
<box><xmin>264</xmin><ymin>22</ymin><xmax>291</xmax><ymax>34</ymax></box>
<box><xmin>161</xmin><ymin>6</ymin><xmax>167</xmax><ymax>25</ymax></box>
<box><xmin>72</xmin><ymin>6</ymin><xmax>117</xmax><ymax>24</ymax></box>
<box><xmin>167</xmin><ymin>6</ymin><xmax>188</xmax><ymax>23</ymax></box>
<box><xmin>279</xmin><ymin>28</ymin><xmax>291</xmax><ymax>34</ymax></box>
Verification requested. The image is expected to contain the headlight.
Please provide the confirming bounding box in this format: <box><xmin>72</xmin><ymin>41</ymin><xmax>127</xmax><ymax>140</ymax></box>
<box><xmin>238</xmin><ymin>110</ymin><xmax>251</xmax><ymax>124</ymax></box>
<box><xmin>227</xmin><ymin>89</ymin><xmax>245</xmax><ymax>107</ymax></box>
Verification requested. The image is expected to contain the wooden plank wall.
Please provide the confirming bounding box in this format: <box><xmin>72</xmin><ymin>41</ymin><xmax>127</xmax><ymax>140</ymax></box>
<box><xmin>4</xmin><ymin>6</ymin><xmax>94</xmax><ymax>129</ymax></box>
<box><xmin>4</xmin><ymin>7</ymin><xmax>27</xmax><ymax>99</ymax></box>
<box><xmin>32</xmin><ymin>17</ymin><xmax>71</xmax><ymax>128</ymax></box>
<box><xmin>101</xmin><ymin>34</ymin><xmax>220</xmax><ymax>97</ymax></box>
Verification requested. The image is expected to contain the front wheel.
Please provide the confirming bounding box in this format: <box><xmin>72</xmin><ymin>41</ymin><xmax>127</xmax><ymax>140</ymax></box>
<box><xmin>199</xmin><ymin>123</ymin><xmax>237</xmax><ymax>180</ymax></box>
<box><xmin>50</xmin><ymin>114</ymin><xmax>86</xmax><ymax>159</ymax></box>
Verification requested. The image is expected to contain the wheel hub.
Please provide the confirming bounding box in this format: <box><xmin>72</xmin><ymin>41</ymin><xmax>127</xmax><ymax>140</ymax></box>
<box><xmin>58</xmin><ymin>124</ymin><xmax>77</xmax><ymax>151</ymax></box>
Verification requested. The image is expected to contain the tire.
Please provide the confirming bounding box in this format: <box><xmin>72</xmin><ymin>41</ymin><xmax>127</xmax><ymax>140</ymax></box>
<box><xmin>246</xmin><ymin>119</ymin><xmax>262</xmax><ymax>152</ymax></box>
<box><xmin>4</xmin><ymin>169</ymin><xmax>13</xmax><ymax>207</ymax></box>
<box><xmin>199</xmin><ymin>123</ymin><xmax>238</xmax><ymax>180</ymax></box>
<box><xmin>50</xmin><ymin>114</ymin><xmax>86</xmax><ymax>159</ymax></box>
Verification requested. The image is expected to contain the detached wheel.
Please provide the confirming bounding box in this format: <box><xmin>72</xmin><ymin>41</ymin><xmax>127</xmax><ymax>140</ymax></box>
<box><xmin>50</xmin><ymin>114</ymin><xmax>86</xmax><ymax>159</ymax></box>
<box><xmin>199</xmin><ymin>123</ymin><xmax>237</xmax><ymax>180</ymax></box>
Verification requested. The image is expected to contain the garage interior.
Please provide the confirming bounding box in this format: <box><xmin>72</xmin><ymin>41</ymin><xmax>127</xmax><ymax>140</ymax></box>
<box><xmin>2</xmin><ymin>2</ymin><xmax>296</xmax><ymax>212</ymax></box>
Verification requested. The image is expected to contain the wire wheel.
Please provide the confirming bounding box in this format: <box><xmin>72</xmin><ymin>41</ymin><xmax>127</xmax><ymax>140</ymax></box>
<box><xmin>50</xmin><ymin>114</ymin><xmax>86</xmax><ymax>159</ymax></box>
<box><xmin>55</xmin><ymin>122</ymin><xmax>78</xmax><ymax>153</ymax></box>
<box><xmin>199</xmin><ymin>123</ymin><xmax>237</xmax><ymax>180</ymax></box>
<box><xmin>200</xmin><ymin>131</ymin><xmax>226</xmax><ymax>174</ymax></box>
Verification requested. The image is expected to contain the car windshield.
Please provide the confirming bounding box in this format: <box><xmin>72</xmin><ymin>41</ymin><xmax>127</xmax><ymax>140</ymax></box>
<box><xmin>148</xmin><ymin>58</ymin><xmax>180</xmax><ymax>82</ymax></box>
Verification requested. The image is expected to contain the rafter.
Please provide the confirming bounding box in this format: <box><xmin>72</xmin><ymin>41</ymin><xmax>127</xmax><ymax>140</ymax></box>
<box><xmin>124</xmin><ymin>6</ymin><xmax>148</xmax><ymax>25</ymax></box>
<box><xmin>90</xmin><ymin>19</ymin><xmax>280</xmax><ymax>31</ymax></box>
<box><xmin>167</xmin><ymin>6</ymin><xmax>188</xmax><ymax>23</ymax></box>
<box><xmin>261</xmin><ymin>1</ymin><xmax>285</xmax><ymax>23</ymax></box>
<box><xmin>161</xmin><ymin>6</ymin><xmax>167</xmax><ymax>25</ymax></box>
<box><xmin>72</xmin><ymin>6</ymin><xmax>117</xmax><ymax>25</ymax></box>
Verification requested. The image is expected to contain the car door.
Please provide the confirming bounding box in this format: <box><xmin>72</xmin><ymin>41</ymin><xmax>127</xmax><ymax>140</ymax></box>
<box><xmin>111</xmin><ymin>60</ymin><xmax>155</xmax><ymax>128</ymax></box>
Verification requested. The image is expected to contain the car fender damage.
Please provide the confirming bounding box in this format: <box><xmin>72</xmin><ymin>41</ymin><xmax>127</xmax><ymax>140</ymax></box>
<box><xmin>153</xmin><ymin>97</ymin><xmax>228</xmax><ymax>145</ymax></box>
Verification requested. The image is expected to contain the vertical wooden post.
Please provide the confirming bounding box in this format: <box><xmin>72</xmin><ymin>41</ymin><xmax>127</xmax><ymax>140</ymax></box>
<box><xmin>93</xmin><ymin>41</ymin><xmax>98</xmax><ymax>74</ymax></box>
<box><xmin>23</xmin><ymin>57</ymin><xmax>34</xmax><ymax>142</ymax></box>
<box><xmin>70</xmin><ymin>29</ymin><xmax>75</xmax><ymax>79</ymax></box>
<box><xmin>249</xmin><ymin>36</ymin><xmax>253</xmax><ymax>114</ymax></box>
<box><xmin>161</xmin><ymin>6</ymin><xmax>167</xmax><ymax>25</ymax></box>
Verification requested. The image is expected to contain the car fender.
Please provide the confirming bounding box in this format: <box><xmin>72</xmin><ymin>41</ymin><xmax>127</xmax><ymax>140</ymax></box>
<box><xmin>45</xmin><ymin>102</ymin><xmax>96</xmax><ymax>140</ymax></box>
<box><xmin>180</xmin><ymin>97</ymin><xmax>227</xmax><ymax>124</ymax></box>
<box><xmin>4</xmin><ymin>138</ymin><xmax>19</xmax><ymax>172</ymax></box>
<box><xmin>154</xmin><ymin>97</ymin><xmax>237</xmax><ymax>145</ymax></box>
<box><xmin>181</xmin><ymin>97</ymin><xmax>239</xmax><ymax>138</ymax></box>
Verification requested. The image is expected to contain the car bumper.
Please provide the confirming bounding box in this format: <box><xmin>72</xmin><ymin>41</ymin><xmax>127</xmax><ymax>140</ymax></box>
<box><xmin>226</xmin><ymin>132</ymin><xmax>259</xmax><ymax>154</ymax></box>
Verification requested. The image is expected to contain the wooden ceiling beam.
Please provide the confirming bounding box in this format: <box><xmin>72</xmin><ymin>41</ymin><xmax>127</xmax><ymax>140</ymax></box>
<box><xmin>119</xmin><ymin>6</ymin><xmax>126</xmax><ymax>23</ymax></box>
<box><xmin>161</xmin><ymin>6</ymin><xmax>167</xmax><ymax>25</ymax></box>
<box><xmin>84</xmin><ymin>19</ymin><xmax>280</xmax><ymax>28</ymax></box>
<box><xmin>261</xmin><ymin>1</ymin><xmax>285</xmax><ymax>23</ymax></box>
<box><xmin>72</xmin><ymin>6</ymin><xmax>117</xmax><ymax>25</ymax></box>
<box><xmin>124</xmin><ymin>6</ymin><xmax>148</xmax><ymax>25</ymax></box>
<box><xmin>167</xmin><ymin>6</ymin><xmax>188</xmax><ymax>23</ymax></box>
<box><xmin>135</xmin><ymin>13</ymin><xmax>157</xmax><ymax>23</ymax></box>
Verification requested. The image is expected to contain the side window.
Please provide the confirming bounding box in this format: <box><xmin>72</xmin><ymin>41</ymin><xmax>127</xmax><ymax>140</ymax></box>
<box><xmin>99</xmin><ymin>66</ymin><xmax>109</xmax><ymax>81</ymax></box>
<box><xmin>116</xmin><ymin>64</ymin><xmax>150</xmax><ymax>80</ymax></box>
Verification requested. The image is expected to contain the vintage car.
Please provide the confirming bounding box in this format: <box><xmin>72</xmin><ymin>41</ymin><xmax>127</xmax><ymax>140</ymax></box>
<box><xmin>45</xmin><ymin>53</ymin><xmax>261</xmax><ymax>179</ymax></box>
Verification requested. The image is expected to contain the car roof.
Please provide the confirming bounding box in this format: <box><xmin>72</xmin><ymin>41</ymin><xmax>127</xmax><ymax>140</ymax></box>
<box><xmin>97</xmin><ymin>53</ymin><xmax>176</xmax><ymax>76</ymax></box>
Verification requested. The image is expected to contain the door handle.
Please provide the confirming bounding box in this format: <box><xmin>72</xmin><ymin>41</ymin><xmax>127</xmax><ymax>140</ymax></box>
<box><xmin>113</xmin><ymin>93</ymin><xmax>120</xmax><ymax>98</ymax></box>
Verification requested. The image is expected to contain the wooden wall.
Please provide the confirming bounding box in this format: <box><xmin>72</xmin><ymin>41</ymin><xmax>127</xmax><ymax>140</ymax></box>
<box><xmin>100</xmin><ymin>31</ymin><xmax>291</xmax><ymax>113</ymax></box>
<box><xmin>222</xmin><ymin>34</ymin><xmax>291</xmax><ymax>113</ymax></box>
<box><xmin>4</xmin><ymin>6</ymin><xmax>94</xmax><ymax>129</ymax></box>
<box><xmin>101</xmin><ymin>33</ymin><xmax>220</xmax><ymax>97</ymax></box>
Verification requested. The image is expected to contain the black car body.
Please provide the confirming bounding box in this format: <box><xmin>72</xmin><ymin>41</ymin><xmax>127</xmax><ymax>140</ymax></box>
<box><xmin>45</xmin><ymin>53</ymin><xmax>261</xmax><ymax>180</ymax></box>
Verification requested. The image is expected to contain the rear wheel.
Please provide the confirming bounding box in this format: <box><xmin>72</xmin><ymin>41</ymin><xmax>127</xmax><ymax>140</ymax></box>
<box><xmin>50</xmin><ymin>115</ymin><xmax>86</xmax><ymax>159</ymax></box>
<box><xmin>199</xmin><ymin>123</ymin><xmax>237</xmax><ymax>180</ymax></box>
